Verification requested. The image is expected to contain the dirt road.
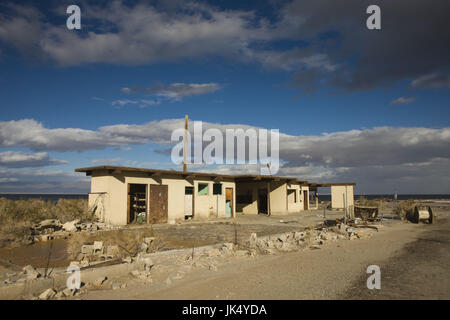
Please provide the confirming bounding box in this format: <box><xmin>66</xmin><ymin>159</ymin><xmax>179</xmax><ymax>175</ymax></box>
<box><xmin>342</xmin><ymin>217</ymin><xmax>450</xmax><ymax>299</ymax></box>
<box><xmin>81</xmin><ymin>212</ymin><xmax>450</xmax><ymax>300</ymax></box>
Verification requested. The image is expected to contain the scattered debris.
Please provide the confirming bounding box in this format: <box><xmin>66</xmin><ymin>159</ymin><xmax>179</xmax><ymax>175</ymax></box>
<box><xmin>22</xmin><ymin>265</ymin><xmax>41</xmax><ymax>279</ymax></box>
<box><xmin>31</xmin><ymin>219</ymin><xmax>115</xmax><ymax>243</ymax></box>
<box><xmin>93</xmin><ymin>276</ymin><xmax>107</xmax><ymax>287</ymax></box>
<box><xmin>354</xmin><ymin>206</ymin><xmax>379</xmax><ymax>221</ymax></box>
<box><xmin>38</xmin><ymin>288</ymin><xmax>56</xmax><ymax>300</ymax></box>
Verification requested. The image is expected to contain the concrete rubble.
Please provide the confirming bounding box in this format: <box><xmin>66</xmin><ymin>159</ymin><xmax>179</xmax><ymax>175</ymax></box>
<box><xmin>0</xmin><ymin>219</ymin><xmax>379</xmax><ymax>300</ymax></box>
<box><xmin>38</xmin><ymin>288</ymin><xmax>56</xmax><ymax>300</ymax></box>
<box><xmin>31</xmin><ymin>219</ymin><xmax>117</xmax><ymax>243</ymax></box>
<box><xmin>22</xmin><ymin>265</ymin><xmax>41</xmax><ymax>280</ymax></box>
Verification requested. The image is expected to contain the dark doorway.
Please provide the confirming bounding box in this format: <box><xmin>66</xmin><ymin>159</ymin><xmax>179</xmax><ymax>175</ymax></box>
<box><xmin>149</xmin><ymin>184</ymin><xmax>168</xmax><ymax>223</ymax></box>
<box><xmin>185</xmin><ymin>186</ymin><xmax>194</xmax><ymax>219</ymax></box>
<box><xmin>127</xmin><ymin>184</ymin><xmax>147</xmax><ymax>224</ymax></box>
<box><xmin>304</xmin><ymin>190</ymin><xmax>309</xmax><ymax>210</ymax></box>
<box><xmin>258</xmin><ymin>188</ymin><xmax>268</xmax><ymax>214</ymax></box>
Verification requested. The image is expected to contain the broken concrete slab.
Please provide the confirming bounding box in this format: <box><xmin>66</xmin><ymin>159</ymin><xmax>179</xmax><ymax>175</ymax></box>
<box><xmin>81</xmin><ymin>244</ymin><xmax>94</xmax><ymax>255</ymax></box>
<box><xmin>249</xmin><ymin>233</ymin><xmax>258</xmax><ymax>247</ymax></box>
<box><xmin>93</xmin><ymin>241</ymin><xmax>103</xmax><ymax>254</ymax></box>
<box><xmin>62</xmin><ymin>219</ymin><xmax>79</xmax><ymax>232</ymax></box>
<box><xmin>221</xmin><ymin>242</ymin><xmax>234</xmax><ymax>252</ymax></box>
<box><xmin>38</xmin><ymin>288</ymin><xmax>56</xmax><ymax>300</ymax></box>
<box><xmin>22</xmin><ymin>265</ymin><xmax>41</xmax><ymax>279</ymax></box>
<box><xmin>62</xmin><ymin>288</ymin><xmax>76</xmax><ymax>297</ymax></box>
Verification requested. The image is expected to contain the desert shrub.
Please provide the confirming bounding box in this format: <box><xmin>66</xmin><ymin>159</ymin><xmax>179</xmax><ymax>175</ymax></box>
<box><xmin>0</xmin><ymin>197</ymin><xmax>92</xmax><ymax>248</ymax></box>
<box><xmin>356</xmin><ymin>196</ymin><xmax>384</xmax><ymax>209</ymax></box>
<box><xmin>393</xmin><ymin>199</ymin><xmax>416</xmax><ymax>219</ymax></box>
<box><xmin>0</xmin><ymin>198</ymin><xmax>91</xmax><ymax>224</ymax></box>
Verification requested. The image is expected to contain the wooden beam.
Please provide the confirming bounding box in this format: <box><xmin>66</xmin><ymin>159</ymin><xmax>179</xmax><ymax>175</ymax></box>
<box><xmin>148</xmin><ymin>172</ymin><xmax>161</xmax><ymax>177</ymax></box>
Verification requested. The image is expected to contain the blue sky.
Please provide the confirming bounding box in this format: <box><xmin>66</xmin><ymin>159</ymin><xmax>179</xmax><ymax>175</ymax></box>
<box><xmin>0</xmin><ymin>0</ymin><xmax>449</xmax><ymax>194</ymax></box>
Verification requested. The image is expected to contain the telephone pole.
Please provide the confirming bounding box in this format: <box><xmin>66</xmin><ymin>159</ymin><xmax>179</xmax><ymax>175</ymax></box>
<box><xmin>183</xmin><ymin>114</ymin><xmax>188</xmax><ymax>173</ymax></box>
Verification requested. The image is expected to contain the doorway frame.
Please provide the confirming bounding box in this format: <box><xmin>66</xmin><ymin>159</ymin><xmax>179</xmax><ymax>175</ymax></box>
<box><xmin>225</xmin><ymin>187</ymin><xmax>234</xmax><ymax>218</ymax></box>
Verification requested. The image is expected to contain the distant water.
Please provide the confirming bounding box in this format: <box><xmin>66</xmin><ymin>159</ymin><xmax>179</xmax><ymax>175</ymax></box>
<box><xmin>1</xmin><ymin>193</ymin><xmax>449</xmax><ymax>202</ymax></box>
<box><xmin>0</xmin><ymin>194</ymin><xmax>88</xmax><ymax>202</ymax></box>
<box><xmin>318</xmin><ymin>194</ymin><xmax>450</xmax><ymax>201</ymax></box>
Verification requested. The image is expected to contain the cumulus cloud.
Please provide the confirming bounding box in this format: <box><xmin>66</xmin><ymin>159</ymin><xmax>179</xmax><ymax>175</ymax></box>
<box><xmin>0</xmin><ymin>151</ymin><xmax>68</xmax><ymax>168</ymax></box>
<box><xmin>0</xmin><ymin>168</ymin><xmax>90</xmax><ymax>193</ymax></box>
<box><xmin>390</xmin><ymin>96</ymin><xmax>416</xmax><ymax>105</ymax></box>
<box><xmin>3</xmin><ymin>1</ymin><xmax>448</xmax><ymax>94</ymax></box>
<box><xmin>0</xmin><ymin>1</ymin><xmax>350</xmax><ymax>94</ymax></box>
<box><xmin>0</xmin><ymin>119</ymin><xmax>148</xmax><ymax>151</ymax></box>
<box><xmin>1</xmin><ymin>118</ymin><xmax>450</xmax><ymax>192</ymax></box>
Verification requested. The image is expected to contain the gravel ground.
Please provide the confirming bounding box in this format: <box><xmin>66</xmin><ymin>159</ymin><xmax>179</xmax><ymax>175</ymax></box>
<box><xmin>342</xmin><ymin>211</ymin><xmax>450</xmax><ymax>299</ymax></box>
<box><xmin>80</xmin><ymin>213</ymin><xmax>440</xmax><ymax>300</ymax></box>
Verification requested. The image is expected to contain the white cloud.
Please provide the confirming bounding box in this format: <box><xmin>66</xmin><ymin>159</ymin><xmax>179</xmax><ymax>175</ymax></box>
<box><xmin>145</xmin><ymin>83</ymin><xmax>221</xmax><ymax>101</ymax></box>
<box><xmin>0</xmin><ymin>119</ymin><xmax>148</xmax><ymax>151</ymax></box>
<box><xmin>0</xmin><ymin>168</ymin><xmax>90</xmax><ymax>193</ymax></box>
<box><xmin>0</xmin><ymin>1</ymin><xmax>331</xmax><ymax>77</ymax></box>
<box><xmin>390</xmin><ymin>96</ymin><xmax>416</xmax><ymax>105</ymax></box>
<box><xmin>1</xmin><ymin>118</ymin><xmax>450</xmax><ymax>193</ymax></box>
<box><xmin>91</xmin><ymin>158</ymin><xmax>122</xmax><ymax>165</ymax></box>
<box><xmin>411</xmin><ymin>73</ymin><xmax>450</xmax><ymax>89</ymax></box>
<box><xmin>120</xmin><ymin>87</ymin><xmax>132</xmax><ymax>94</ymax></box>
<box><xmin>0</xmin><ymin>151</ymin><xmax>68</xmax><ymax>168</ymax></box>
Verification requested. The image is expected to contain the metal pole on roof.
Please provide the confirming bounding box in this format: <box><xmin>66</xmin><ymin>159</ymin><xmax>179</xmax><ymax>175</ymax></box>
<box><xmin>183</xmin><ymin>114</ymin><xmax>188</xmax><ymax>173</ymax></box>
<box><xmin>267</xmin><ymin>163</ymin><xmax>271</xmax><ymax>216</ymax></box>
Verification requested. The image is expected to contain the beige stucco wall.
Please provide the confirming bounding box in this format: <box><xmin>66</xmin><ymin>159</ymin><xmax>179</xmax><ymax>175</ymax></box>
<box><xmin>269</xmin><ymin>181</ymin><xmax>287</xmax><ymax>215</ymax></box>
<box><xmin>331</xmin><ymin>185</ymin><xmax>354</xmax><ymax>209</ymax></box>
<box><xmin>89</xmin><ymin>170</ymin><xmax>236</xmax><ymax>225</ymax></box>
<box><xmin>235</xmin><ymin>181</ymin><xmax>259</xmax><ymax>214</ymax></box>
<box><xmin>236</xmin><ymin>181</ymin><xmax>311</xmax><ymax>215</ymax></box>
<box><xmin>286</xmin><ymin>183</ymin><xmax>301</xmax><ymax>212</ymax></box>
<box><xmin>193</xmin><ymin>179</ymin><xmax>235</xmax><ymax>220</ymax></box>
<box><xmin>286</xmin><ymin>184</ymin><xmax>309</xmax><ymax>212</ymax></box>
<box><xmin>300</xmin><ymin>186</ymin><xmax>309</xmax><ymax>210</ymax></box>
<box><xmin>88</xmin><ymin>174</ymin><xmax>111</xmax><ymax>222</ymax></box>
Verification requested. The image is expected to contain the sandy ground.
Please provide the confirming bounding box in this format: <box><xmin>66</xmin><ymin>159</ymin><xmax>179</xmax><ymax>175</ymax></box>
<box><xmin>0</xmin><ymin>209</ymin><xmax>343</xmax><ymax>269</ymax></box>
<box><xmin>79</xmin><ymin>208</ymin><xmax>450</xmax><ymax>300</ymax></box>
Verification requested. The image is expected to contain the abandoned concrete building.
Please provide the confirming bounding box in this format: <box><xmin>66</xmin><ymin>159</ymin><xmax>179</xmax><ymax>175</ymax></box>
<box><xmin>75</xmin><ymin>166</ymin><xmax>355</xmax><ymax>226</ymax></box>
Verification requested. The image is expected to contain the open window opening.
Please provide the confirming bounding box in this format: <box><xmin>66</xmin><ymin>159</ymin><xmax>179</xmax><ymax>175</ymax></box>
<box><xmin>198</xmin><ymin>183</ymin><xmax>209</xmax><ymax>195</ymax></box>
